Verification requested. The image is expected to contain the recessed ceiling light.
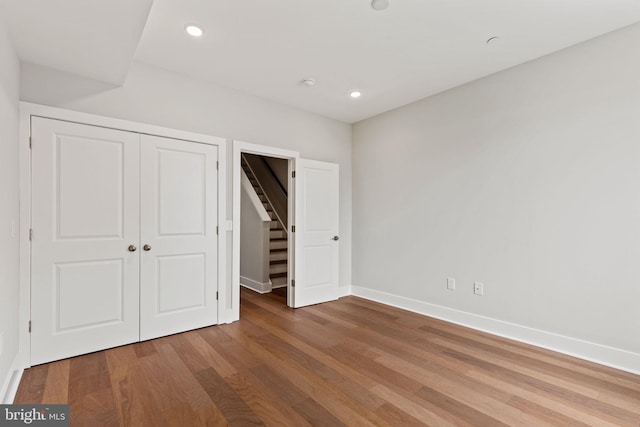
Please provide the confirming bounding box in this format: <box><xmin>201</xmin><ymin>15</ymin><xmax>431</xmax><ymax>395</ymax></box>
<box><xmin>371</xmin><ymin>0</ymin><xmax>389</xmax><ymax>11</ymax></box>
<box><xmin>185</xmin><ymin>24</ymin><xmax>204</xmax><ymax>38</ymax></box>
<box><xmin>302</xmin><ymin>78</ymin><xmax>316</xmax><ymax>87</ymax></box>
<box><xmin>350</xmin><ymin>91</ymin><xmax>362</xmax><ymax>99</ymax></box>
<box><xmin>486</xmin><ymin>36</ymin><xmax>501</xmax><ymax>45</ymax></box>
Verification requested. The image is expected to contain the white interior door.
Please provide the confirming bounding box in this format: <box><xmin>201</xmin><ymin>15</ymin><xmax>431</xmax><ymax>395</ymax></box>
<box><xmin>31</xmin><ymin>117</ymin><xmax>140</xmax><ymax>365</ymax></box>
<box><xmin>139</xmin><ymin>135</ymin><xmax>219</xmax><ymax>341</ymax></box>
<box><xmin>292</xmin><ymin>159</ymin><xmax>339</xmax><ymax>308</ymax></box>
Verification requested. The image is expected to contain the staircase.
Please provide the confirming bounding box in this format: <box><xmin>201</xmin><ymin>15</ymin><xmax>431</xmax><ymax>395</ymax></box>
<box><xmin>241</xmin><ymin>157</ymin><xmax>288</xmax><ymax>288</ymax></box>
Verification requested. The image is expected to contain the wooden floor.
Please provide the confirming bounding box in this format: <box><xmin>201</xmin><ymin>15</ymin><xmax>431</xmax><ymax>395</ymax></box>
<box><xmin>15</xmin><ymin>288</ymin><xmax>640</xmax><ymax>426</ymax></box>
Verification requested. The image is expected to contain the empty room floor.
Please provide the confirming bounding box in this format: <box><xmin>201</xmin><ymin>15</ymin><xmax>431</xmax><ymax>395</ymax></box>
<box><xmin>14</xmin><ymin>287</ymin><xmax>640</xmax><ymax>426</ymax></box>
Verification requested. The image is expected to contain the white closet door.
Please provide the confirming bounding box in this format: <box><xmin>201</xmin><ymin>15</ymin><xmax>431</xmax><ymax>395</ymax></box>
<box><xmin>139</xmin><ymin>135</ymin><xmax>219</xmax><ymax>341</ymax></box>
<box><xmin>292</xmin><ymin>159</ymin><xmax>340</xmax><ymax>308</ymax></box>
<box><xmin>31</xmin><ymin>117</ymin><xmax>140</xmax><ymax>365</ymax></box>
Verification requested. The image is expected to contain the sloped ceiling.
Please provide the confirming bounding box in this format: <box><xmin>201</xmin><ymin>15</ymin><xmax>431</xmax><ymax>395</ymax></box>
<box><xmin>0</xmin><ymin>0</ymin><xmax>153</xmax><ymax>85</ymax></box>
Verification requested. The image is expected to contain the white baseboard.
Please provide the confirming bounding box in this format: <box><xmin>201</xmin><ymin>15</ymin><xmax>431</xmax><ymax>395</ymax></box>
<box><xmin>240</xmin><ymin>276</ymin><xmax>271</xmax><ymax>294</ymax></box>
<box><xmin>336</xmin><ymin>285</ymin><xmax>352</xmax><ymax>298</ymax></box>
<box><xmin>350</xmin><ymin>286</ymin><xmax>640</xmax><ymax>376</ymax></box>
<box><xmin>1</xmin><ymin>353</ymin><xmax>24</xmax><ymax>404</ymax></box>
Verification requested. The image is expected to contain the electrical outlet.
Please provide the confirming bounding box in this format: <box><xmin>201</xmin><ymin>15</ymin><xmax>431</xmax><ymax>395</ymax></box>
<box><xmin>446</xmin><ymin>277</ymin><xmax>455</xmax><ymax>290</ymax></box>
<box><xmin>474</xmin><ymin>282</ymin><xmax>484</xmax><ymax>296</ymax></box>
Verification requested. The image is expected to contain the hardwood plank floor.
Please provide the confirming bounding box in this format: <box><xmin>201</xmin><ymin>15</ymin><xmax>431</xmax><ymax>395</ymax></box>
<box><xmin>14</xmin><ymin>287</ymin><xmax>640</xmax><ymax>426</ymax></box>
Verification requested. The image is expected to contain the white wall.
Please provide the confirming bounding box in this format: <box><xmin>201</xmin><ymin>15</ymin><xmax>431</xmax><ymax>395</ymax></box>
<box><xmin>0</xmin><ymin>19</ymin><xmax>21</xmax><ymax>401</ymax></box>
<box><xmin>264</xmin><ymin>156</ymin><xmax>289</xmax><ymax>192</ymax></box>
<box><xmin>240</xmin><ymin>173</ymin><xmax>271</xmax><ymax>291</ymax></box>
<box><xmin>353</xmin><ymin>23</ymin><xmax>640</xmax><ymax>370</ymax></box>
<box><xmin>20</xmin><ymin>61</ymin><xmax>352</xmax><ymax>313</ymax></box>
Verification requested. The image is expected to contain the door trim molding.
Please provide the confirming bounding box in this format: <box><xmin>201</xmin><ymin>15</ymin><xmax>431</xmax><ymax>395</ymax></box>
<box><xmin>19</xmin><ymin>102</ymin><xmax>227</xmax><ymax>368</ymax></box>
<box><xmin>232</xmin><ymin>140</ymin><xmax>299</xmax><ymax>321</ymax></box>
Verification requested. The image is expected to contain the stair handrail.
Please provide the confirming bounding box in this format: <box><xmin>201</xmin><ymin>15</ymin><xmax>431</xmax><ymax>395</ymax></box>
<box><xmin>262</xmin><ymin>157</ymin><xmax>287</xmax><ymax>197</ymax></box>
<box><xmin>241</xmin><ymin>153</ymin><xmax>288</xmax><ymax>231</ymax></box>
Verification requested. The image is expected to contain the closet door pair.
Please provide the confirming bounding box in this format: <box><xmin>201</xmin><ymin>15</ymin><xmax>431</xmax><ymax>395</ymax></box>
<box><xmin>30</xmin><ymin>117</ymin><xmax>218</xmax><ymax>365</ymax></box>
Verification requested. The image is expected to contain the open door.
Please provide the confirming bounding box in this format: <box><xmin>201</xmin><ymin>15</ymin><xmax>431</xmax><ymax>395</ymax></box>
<box><xmin>291</xmin><ymin>159</ymin><xmax>339</xmax><ymax>308</ymax></box>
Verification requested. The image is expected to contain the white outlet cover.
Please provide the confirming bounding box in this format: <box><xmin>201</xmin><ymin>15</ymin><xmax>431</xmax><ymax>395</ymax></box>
<box><xmin>447</xmin><ymin>277</ymin><xmax>455</xmax><ymax>290</ymax></box>
<box><xmin>474</xmin><ymin>282</ymin><xmax>484</xmax><ymax>296</ymax></box>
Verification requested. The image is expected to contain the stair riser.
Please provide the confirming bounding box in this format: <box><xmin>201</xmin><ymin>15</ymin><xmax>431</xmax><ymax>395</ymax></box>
<box><xmin>270</xmin><ymin>240</ymin><xmax>287</xmax><ymax>250</ymax></box>
<box><xmin>270</xmin><ymin>230</ymin><xmax>286</xmax><ymax>239</ymax></box>
<box><xmin>270</xmin><ymin>264</ymin><xmax>288</xmax><ymax>275</ymax></box>
<box><xmin>270</xmin><ymin>252</ymin><xmax>287</xmax><ymax>262</ymax></box>
<box><xmin>270</xmin><ymin>221</ymin><xmax>282</xmax><ymax>230</ymax></box>
<box><xmin>271</xmin><ymin>276</ymin><xmax>287</xmax><ymax>287</ymax></box>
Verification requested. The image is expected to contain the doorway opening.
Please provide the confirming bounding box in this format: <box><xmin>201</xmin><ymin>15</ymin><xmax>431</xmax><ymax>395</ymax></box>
<box><xmin>232</xmin><ymin>141</ymin><xmax>340</xmax><ymax>320</ymax></box>
<box><xmin>239</xmin><ymin>153</ymin><xmax>289</xmax><ymax>305</ymax></box>
<box><xmin>231</xmin><ymin>141</ymin><xmax>299</xmax><ymax>321</ymax></box>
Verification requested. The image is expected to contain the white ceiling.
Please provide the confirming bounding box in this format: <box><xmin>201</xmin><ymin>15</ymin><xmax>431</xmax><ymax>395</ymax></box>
<box><xmin>2</xmin><ymin>0</ymin><xmax>640</xmax><ymax>123</ymax></box>
<box><xmin>0</xmin><ymin>0</ymin><xmax>153</xmax><ymax>85</ymax></box>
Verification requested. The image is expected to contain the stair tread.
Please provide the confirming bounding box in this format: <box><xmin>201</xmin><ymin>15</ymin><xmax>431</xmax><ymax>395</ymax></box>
<box><xmin>270</xmin><ymin>259</ymin><xmax>287</xmax><ymax>265</ymax></box>
<box><xmin>271</xmin><ymin>248</ymin><xmax>287</xmax><ymax>253</ymax></box>
<box><xmin>270</xmin><ymin>237</ymin><xmax>287</xmax><ymax>242</ymax></box>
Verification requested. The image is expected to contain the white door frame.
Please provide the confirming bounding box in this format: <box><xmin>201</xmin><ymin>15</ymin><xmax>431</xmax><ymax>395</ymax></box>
<box><xmin>18</xmin><ymin>102</ymin><xmax>227</xmax><ymax>368</ymax></box>
<box><xmin>232</xmin><ymin>141</ymin><xmax>299</xmax><ymax>321</ymax></box>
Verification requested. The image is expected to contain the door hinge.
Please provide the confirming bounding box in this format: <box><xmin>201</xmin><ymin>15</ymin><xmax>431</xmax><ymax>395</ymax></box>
<box><xmin>29</xmin><ymin>136</ymin><xmax>32</xmax><ymax>149</ymax></box>
<box><xmin>216</xmin><ymin>161</ymin><xmax>219</xmax><ymax>170</ymax></box>
<box><xmin>291</xmin><ymin>280</ymin><xmax>295</xmax><ymax>288</ymax></box>
<box><xmin>28</xmin><ymin>321</ymin><xmax>31</xmax><ymax>333</ymax></box>
<box><xmin>216</xmin><ymin>225</ymin><xmax>219</xmax><ymax>235</ymax></box>
<box><xmin>216</xmin><ymin>291</ymin><xmax>219</xmax><ymax>301</ymax></box>
<box><xmin>292</xmin><ymin>171</ymin><xmax>296</xmax><ymax>178</ymax></box>
<box><xmin>291</xmin><ymin>225</ymin><xmax>296</xmax><ymax>233</ymax></box>
<box><xmin>29</xmin><ymin>229</ymin><xmax>33</xmax><ymax>241</ymax></box>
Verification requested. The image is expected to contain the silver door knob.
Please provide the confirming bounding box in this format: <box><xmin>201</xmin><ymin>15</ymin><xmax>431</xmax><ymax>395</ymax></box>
<box><xmin>332</xmin><ymin>236</ymin><xmax>340</xmax><ymax>241</ymax></box>
<box><xmin>143</xmin><ymin>244</ymin><xmax>152</xmax><ymax>251</ymax></box>
<box><xmin>128</xmin><ymin>245</ymin><xmax>137</xmax><ymax>252</ymax></box>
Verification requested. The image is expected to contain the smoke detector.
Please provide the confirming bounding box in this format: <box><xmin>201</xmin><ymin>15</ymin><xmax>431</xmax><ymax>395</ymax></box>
<box><xmin>371</xmin><ymin>0</ymin><xmax>389</xmax><ymax>10</ymax></box>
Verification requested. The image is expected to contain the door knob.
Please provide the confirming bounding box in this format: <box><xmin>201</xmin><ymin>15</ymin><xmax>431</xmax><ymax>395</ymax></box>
<box><xmin>128</xmin><ymin>245</ymin><xmax>137</xmax><ymax>252</ymax></box>
<box><xmin>332</xmin><ymin>236</ymin><xmax>340</xmax><ymax>241</ymax></box>
<box><xmin>143</xmin><ymin>244</ymin><xmax>152</xmax><ymax>251</ymax></box>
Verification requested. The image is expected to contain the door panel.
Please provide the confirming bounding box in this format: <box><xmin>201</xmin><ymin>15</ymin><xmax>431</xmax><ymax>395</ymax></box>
<box><xmin>158</xmin><ymin>148</ymin><xmax>206</xmax><ymax>236</ymax></box>
<box><xmin>156</xmin><ymin>254</ymin><xmax>206</xmax><ymax>313</ymax></box>
<box><xmin>139</xmin><ymin>135</ymin><xmax>218</xmax><ymax>341</ymax></box>
<box><xmin>293</xmin><ymin>159</ymin><xmax>339</xmax><ymax>308</ymax></box>
<box><xmin>31</xmin><ymin>117</ymin><xmax>140</xmax><ymax>365</ymax></box>
<box><xmin>57</xmin><ymin>135</ymin><xmax>125</xmax><ymax>239</ymax></box>
<box><xmin>56</xmin><ymin>259</ymin><xmax>125</xmax><ymax>330</ymax></box>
